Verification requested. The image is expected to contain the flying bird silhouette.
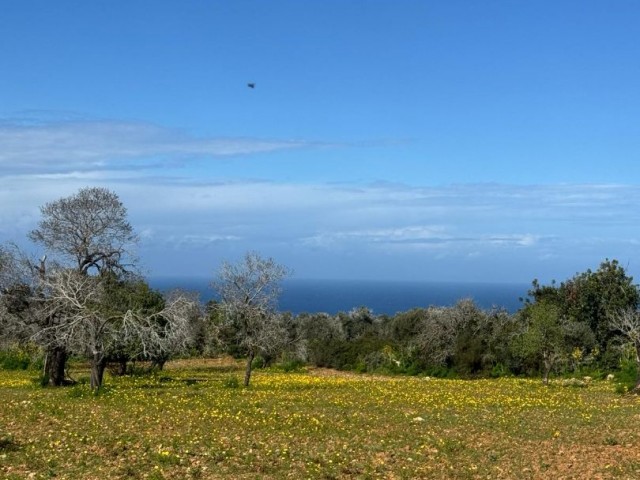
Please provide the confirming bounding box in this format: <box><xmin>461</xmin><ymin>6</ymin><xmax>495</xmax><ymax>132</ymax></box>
<box><xmin>247</xmin><ymin>83</ymin><xmax>255</xmax><ymax>89</ymax></box>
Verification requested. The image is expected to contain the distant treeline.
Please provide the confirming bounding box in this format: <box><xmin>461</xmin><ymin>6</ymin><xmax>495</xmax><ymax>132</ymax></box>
<box><xmin>206</xmin><ymin>258</ymin><xmax>639</xmax><ymax>387</ymax></box>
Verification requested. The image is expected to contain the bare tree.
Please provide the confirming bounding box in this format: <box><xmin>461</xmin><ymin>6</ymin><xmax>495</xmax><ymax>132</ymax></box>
<box><xmin>34</xmin><ymin>268</ymin><xmax>199</xmax><ymax>389</ymax></box>
<box><xmin>29</xmin><ymin>187</ymin><xmax>137</xmax><ymax>275</ymax></box>
<box><xmin>213</xmin><ymin>252</ymin><xmax>290</xmax><ymax>386</ymax></box>
<box><xmin>610</xmin><ymin>308</ymin><xmax>640</xmax><ymax>391</ymax></box>
<box><xmin>0</xmin><ymin>244</ymin><xmax>44</xmax><ymax>349</ymax></box>
<box><xmin>34</xmin><ymin>269</ymin><xmax>105</xmax><ymax>388</ymax></box>
<box><xmin>28</xmin><ymin>187</ymin><xmax>138</xmax><ymax>385</ymax></box>
<box><xmin>126</xmin><ymin>289</ymin><xmax>203</xmax><ymax>371</ymax></box>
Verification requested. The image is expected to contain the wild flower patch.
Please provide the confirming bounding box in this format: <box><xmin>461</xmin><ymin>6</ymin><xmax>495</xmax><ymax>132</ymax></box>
<box><xmin>0</xmin><ymin>359</ymin><xmax>639</xmax><ymax>479</ymax></box>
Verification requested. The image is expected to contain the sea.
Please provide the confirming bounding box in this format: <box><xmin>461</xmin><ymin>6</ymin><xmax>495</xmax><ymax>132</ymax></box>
<box><xmin>149</xmin><ymin>277</ymin><xmax>530</xmax><ymax>315</ymax></box>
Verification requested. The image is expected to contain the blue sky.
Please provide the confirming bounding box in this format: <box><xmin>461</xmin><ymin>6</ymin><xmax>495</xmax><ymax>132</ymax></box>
<box><xmin>1</xmin><ymin>1</ymin><xmax>640</xmax><ymax>283</ymax></box>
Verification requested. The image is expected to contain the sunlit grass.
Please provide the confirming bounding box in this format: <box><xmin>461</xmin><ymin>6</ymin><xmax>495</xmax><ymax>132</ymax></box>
<box><xmin>1</xmin><ymin>359</ymin><xmax>639</xmax><ymax>479</ymax></box>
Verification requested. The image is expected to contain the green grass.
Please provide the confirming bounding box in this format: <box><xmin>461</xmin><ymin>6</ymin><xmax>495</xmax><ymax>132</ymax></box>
<box><xmin>1</xmin><ymin>358</ymin><xmax>639</xmax><ymax>479</ymax></box>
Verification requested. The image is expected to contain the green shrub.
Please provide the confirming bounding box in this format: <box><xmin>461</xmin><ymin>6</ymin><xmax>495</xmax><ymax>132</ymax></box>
<box><xmin>277</xmin><ymin>359</ymin><xmax>307</xmax><ymax>373</ymax></box>
<box><xmin>403</xmin><ymin>361</ymin><xmax>425</xmax><ymax>376</ymax></box>
<box><xmin>490</xmin><ymin>363</ymin><xmax>509</xmax><ymax>378</ymax></box>
<box><xmin>222</xmin><ymin>375</ymin><xmax>240</xmax><ymax>389</ymax></box>
<box><xmin>615</xmin><ymin>357</ymin><xmax>638</xmax><ymax>394</ymax></box>
<box><xmin>0</xmin><ymin>344</ymin><xmax>42</xmax><ymax>370</ymax></box>
<box><xmin>354</xmin><ymin>359</ymin><xmax>367</xmax><ymax>373</ymax></box>
<box><xmin>67</xmin><ymin>385</ymin><xmax>92</xmax><ymax>399</ymax></box>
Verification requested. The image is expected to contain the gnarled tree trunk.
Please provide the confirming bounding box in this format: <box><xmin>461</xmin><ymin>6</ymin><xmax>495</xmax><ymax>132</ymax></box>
<box><xmin>45</xmin><ymin>346</ymin><xmax>67</xmax><ymax>386</ymax></box>
<box><xmin>90</xmin><ymin>353</ymin><xmax>107</xmax><ymax>390</ymax></box>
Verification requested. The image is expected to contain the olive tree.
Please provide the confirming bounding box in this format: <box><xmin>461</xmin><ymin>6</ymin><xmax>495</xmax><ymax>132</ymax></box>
<box><xmin>414</xmin><ymin>303</ymin><xmax>467</xmax><ymax>368</ymax></box>
<box><xmin>213</xmin><ymin>252</ymin><xmax>290</xmax><ymax>386</ymax></box>
<box><xmin>28</xmin><ymin>187</ymin><xmax>138</xmax><ymax>385</ymax></box>
<box><xmin>298</xmin><ymin>312</ymin><xmax>345</xmax><ymax>367</ymax></box>
<box><xmin>34</xmin><ymin>267</ymin><xmax>198</xmax><ymax>390</ymax></box>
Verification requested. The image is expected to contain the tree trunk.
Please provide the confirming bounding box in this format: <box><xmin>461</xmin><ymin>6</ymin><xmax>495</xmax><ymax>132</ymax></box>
<box><xmin>90</xmin><ymin>353</ymin><xmax>107</xmax><ymax>390</ymax></box>
<box><xmin>45</xmin><ymin>346</ymin><xmax>67</xmax><ymax>386</ymax></box>
<box><xmin>244</xmin><ymin>350</ymin><xmax>255</xmax><ymax>387</ymax></box>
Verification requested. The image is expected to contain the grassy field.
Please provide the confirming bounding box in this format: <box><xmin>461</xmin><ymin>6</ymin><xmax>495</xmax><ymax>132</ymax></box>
<box><xmin>1</xmin><ymin>359</ymin><xmax>639</xmax><ymax>479</ymax></box>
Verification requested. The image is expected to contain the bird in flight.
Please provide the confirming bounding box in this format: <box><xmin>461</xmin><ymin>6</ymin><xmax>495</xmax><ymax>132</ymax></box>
<box><xmin>247</xmin><ymin>83</ymin><xmax>255</xmax><ymax>89</ymax></box>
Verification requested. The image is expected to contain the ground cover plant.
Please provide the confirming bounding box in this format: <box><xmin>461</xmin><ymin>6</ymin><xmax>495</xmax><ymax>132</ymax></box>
<box><xmin>1</xmin><ymin>358</ymin><xmax>640</xmax><ymax>479</ymax></box>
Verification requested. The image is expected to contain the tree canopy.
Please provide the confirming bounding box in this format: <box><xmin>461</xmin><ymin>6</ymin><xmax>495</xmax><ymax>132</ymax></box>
<box><xmin>29</xmin><ymin>187</ymin><xmax>137</xmax><ymax>275</ymax></box>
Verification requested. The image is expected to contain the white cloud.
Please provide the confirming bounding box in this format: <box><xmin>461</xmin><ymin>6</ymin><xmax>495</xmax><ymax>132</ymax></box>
<box><xmin>0</xmin><ymin>118</ymin><xmax>313</xmax><ymax>173</ymax></box>
<box><xmin>1</xmin><ymin>163</ymin><xmax>639</xmax><ymax>280</ymax></box>
<box><xmin>303</xmin><ymin>228</ymin><xmax>543</xmax><ymax>251</ymax></box>
<box><xmin>161</xmin><ymin>234</ymin><xmax>242</xmax><ymax>249</ymax></box>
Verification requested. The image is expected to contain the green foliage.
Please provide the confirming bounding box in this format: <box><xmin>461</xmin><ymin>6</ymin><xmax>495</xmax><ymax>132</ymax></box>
<box><xmin>512</xmin><ymin>301</ymin><xmax>571</xmax><ymax>383</ymax></box>
<box><xmin>276</xmin><ymin>359</ymin><xmax>307</xmax><ymax>373</ymax></box>
<box><xmin>0</xmin><ymin>344</ymin><xmax>43</xmax><ymax>371</ymax></box>
<box><xmin>385</xmin><ymin>308</ymin><xmax>425</xmax><ymax>344</ymax></box>
<box><xmin>528</xmin><ymin>259</ymin><xmax>639</xmax><ymax>348</ymax></box>
<box><xmin>489</xmin><ymin>363</ymin><xmax>509</xmax><ymax>378</ymax></box>
<box><xmin>67</xmin><ymin>384</ymin><xmax>93</xmax><ymax>399</ymax></box>
<box><xmin>222</xmin><ymin>374</ymin><xmax>240</xmax><ymax>389</ymax></box>
<box><xmin>454</xmin><ymin>328</ymin><xmax>485</xmax><ymax>375</ymax></box>
<box><xmin>333</xmin><ymin>335</ymin><xmax>388</xmax><ymax>371</ymax></box>
<box><xmin>615</xmin><ymin>355</ymin><xmax>638</xmax><ymax>394</ymax></box>
<box><xmin>340</xmin><ymin>307</ymin><xmax>377</xmax><ymax>341</ymax></box>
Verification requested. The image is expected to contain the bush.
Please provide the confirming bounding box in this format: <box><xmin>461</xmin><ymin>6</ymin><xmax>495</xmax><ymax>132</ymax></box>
<box><xmin>0</xmin><ymin>344</ymin><xmax>43</xmax><ymax>370</ymax></box>
<box><xmin>615</xmin><ymin>356</ymin><xmax>638</xmax><ymax>394</ymax></box>
<box><xmin>360</xmin><ymin>351</ymin><xmax>386</xmax><ymax>372</ymax></box>
<box><xmin>222</xmin><ymin>375</ymin><xmax>240</xmax><ymax>389</ymax></box>
<box><xmin>403</xmin><ymin>361</ymin><xmax>425</xmax><ymax>376</ymax></box>
<box><xmin>276</xmin><ymin>359</ymin><xmax>306</xmax><ymax>373</ymax></box>
<box><xmin>490</xmin><ymin>363</ymin><xmax>509</xmax><ymax>378</ymax></box>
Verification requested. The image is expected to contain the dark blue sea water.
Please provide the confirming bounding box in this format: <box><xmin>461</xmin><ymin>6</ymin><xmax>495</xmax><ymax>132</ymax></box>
<box><xmin>149</xmin><ymin>277</ymin><xmax>529</xmax><ymax>315</ymax></box>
